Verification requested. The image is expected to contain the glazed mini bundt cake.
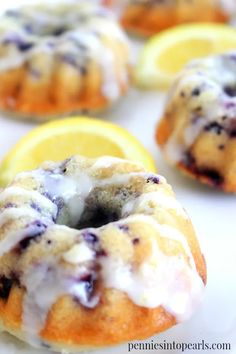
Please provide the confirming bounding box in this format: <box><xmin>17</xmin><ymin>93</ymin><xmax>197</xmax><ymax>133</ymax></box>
<box><xmin>0</xmin><ymin>2</ymin><xmax>130</xmax><ymax>120</ymax></box>
<box><xmin>107</xmin><ymin>0</ymin><xmax>233</xmax><ymax>37</ymax></box>
<box><xmin>156</xmin><ymin>51</ymin><xmax>236</xmax><ymax>193</ymax></box>
<box><xmin>0</xmin><ymin>155</ymin><xmax>206</xmax><ymax>352</ymax></box>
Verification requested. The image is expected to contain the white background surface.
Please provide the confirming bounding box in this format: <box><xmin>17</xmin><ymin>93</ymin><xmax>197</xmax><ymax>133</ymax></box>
<box><xmin>0</xmin><ymin>1</ymin><xmax>236</xmax><ymax>354</ymax></box>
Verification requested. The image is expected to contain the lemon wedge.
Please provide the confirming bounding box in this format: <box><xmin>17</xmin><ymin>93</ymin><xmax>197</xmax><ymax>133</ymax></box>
<box><xmin>0</xmin><ymin>117</ymin><xmax>156</xmax><ymax>187</ymax></box>
<box><xmin>135</xmin><ymin>23</ymin><xmax>236</xmax><ymax>89</ymax></box>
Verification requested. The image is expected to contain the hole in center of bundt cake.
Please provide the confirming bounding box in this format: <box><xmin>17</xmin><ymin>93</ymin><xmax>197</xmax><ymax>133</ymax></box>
<box><xmin>77</xmin><ymin>206</ymin><xmax>120</xmax><ymax>229</ymax></box>
<box><xmin>73</xmin><ymin>187</ymin><xmax>131</xmax><ymax>230</ymax></box>
<box><xmin>56</xmin><ymin>187</ymin><xmax>128</xmax><ymax>230</ymax></box>
<box><xmin>223</xmin><ymin>85</ymin><xmax>236</xmax><ymax>97</ymax></box>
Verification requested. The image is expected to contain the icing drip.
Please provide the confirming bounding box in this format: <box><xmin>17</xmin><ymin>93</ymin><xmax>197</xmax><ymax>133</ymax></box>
<box><xmin>101</xmin><ymin>235</ymin><xmax>203</xmax><ymax>321</ymax></box>
<box><xmin>22</xmin><ymin>257</ymin><xmax>99</xmax><ymax>346</ymax></box>
<box><xmin>40</xmin><ymin>172</ymin><xmax>94</xmax><ymax>227</ymax></box>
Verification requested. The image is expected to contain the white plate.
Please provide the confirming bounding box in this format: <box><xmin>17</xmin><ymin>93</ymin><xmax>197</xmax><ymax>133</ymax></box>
<box><xmin>0</xmin><ymin>1</ymin><xmax>236</xmax><ymax>353</ymax></box>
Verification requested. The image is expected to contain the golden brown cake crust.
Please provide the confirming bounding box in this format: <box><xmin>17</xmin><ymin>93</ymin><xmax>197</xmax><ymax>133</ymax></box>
<box><xmin>0</xmin><ymin>156</ymin><xmax>206</xmax><ymax>351</ymax></box>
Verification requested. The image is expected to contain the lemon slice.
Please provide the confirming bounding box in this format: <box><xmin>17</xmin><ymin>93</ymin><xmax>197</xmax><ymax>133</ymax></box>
<box><xmin>135</xmin><ymin>23</ymin><xmax>236</xmax><ymax>89</ymax></box>
<box><xmin>0</xmin><ymin>117</ymin><xmax>156</xmax><ymax>187</ymax></box>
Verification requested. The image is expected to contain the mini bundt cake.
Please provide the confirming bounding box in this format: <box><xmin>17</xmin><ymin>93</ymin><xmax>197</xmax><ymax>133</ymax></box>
<box><xmin>0</xmin><ymin>155</ymin><xmax>206</xmax><ymax>352</ymax></box>
<box><xmin>156</xmin><ymin>52</ymin><xmax>236</xmax><ymax>193</ymax></box>
<box><xmin>0</xmin><ymin>2</ymin><xmax>130</xmax><ymax>120</ymax></box>
<box><xmin>107</xmin><ymin>0</ymin><xmax>233</xmax><ymax>37</ymax></box>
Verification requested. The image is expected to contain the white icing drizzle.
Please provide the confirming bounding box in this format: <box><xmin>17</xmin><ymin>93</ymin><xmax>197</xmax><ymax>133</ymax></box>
<box><xmin>22</xmin><ymin>254</ymin><xmax>99</xmax><ymax>345</ymax></box>
<box><xmin>39</xmin><ymin>172</ymin><xmax>94</xmax><ymax>227</ymax></box>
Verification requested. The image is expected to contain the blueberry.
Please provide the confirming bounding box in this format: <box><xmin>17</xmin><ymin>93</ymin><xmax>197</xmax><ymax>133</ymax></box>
<box><xmin>19</xmin><ymin>236</ymin><xmax>40</xmax><ymax>250</ymax></box>
<box><xmin>60</xmin><ymin>158</ymin><xmax>70</xmax><ymax>173</ymax></box>
<box><xmin>226</xmin><ymin>119</ymin><xmax>236</xmax><ymax>138</ymax></box>
<box><xmin>18</xmin><ymin>42</ymin><xmax>34</xmax><ymax>51</ymax></box>
<box><xmin>191</xmin><ymin>88</ymin><xmax>201</xmax><ymax>96</ymax></box>
<box><xmin>30</xmin><ymin>202</ymin><xmax>42</xmax><ymax>213</ymax></box>
<box><xmin>80</xmin><ymin>274</ymin><xmax>95</xmax><ymax>296</ymax></box>
<box><xmin>24</xmin><ymin>24</ymin><xmax>33</xmax><ymax>33</ymax></box>
<box><xmin>3</xmin><ymin>36</ymin><xmax>34</xmax><ymax>52</ymax></box>
<box><xmin>52</xmin><ymin>27</ymin><xmax>66</xmax><ymax>37</ymax></box>
<box><xmin>32</xmin><ymin>220</ymin><xmax>47</xmax><ymax>229</ymax></box>
<box><xmin>198</xmin><ymin>168</ymin><xmax>223</xmax><ymax>186</ymax></box>
<box><xmin>53</xmin><ymin>197</ymin><xmax>65</xmax><ymax>211</ymax></box>
<box><xmin>118</xmin><ymin>224</ymin><xmax>129</xmax><ymax>232</ymax></box>
<box><xmin>230</xmin><ymin>130</ymin><xmax>236</xmax><ymax>138</ymax></box>
<box><xmin>0</xmin><ymin>277</ymin><xmax>13</xmax><ymax>299</ymax></box>
<box><xmin>61</xmin><ymin>53</ymin><xmax>78</xmax><ymax>68</ymax></box>
<box><xmin>80</xmin><ymin>66</ymin><xmax>87</xmax><ymax>76</ymax></box>
<box><xmin>147</xmin><ymin>176</ymin><xmax>160</xmax><ymax>184</ymax></box>
<box><xmin>19</xmin><ymin>221</ymin><xmax>47</xmax><ymax>250</ymax></box>
<box><xmin>43</xmin><ymin>192</ymin><xmax>64</xmax><ymax>216</ymax></box>
<box><xmin>96</xmin><ymin>249</ymin><xmax>107</xmax><ymax>257</ymax></box>
<box><xmin>182</xmin><ymin>152</ymin><xmax>196</xmax><ymax>168</ymax></box>
<box><xmin>225</xmin><ymin>102</ymin><xmax>236</xmax><ymax>109</ymax></box>
<box><xmin>224</xmin><ymin>85</ymin><xmax>236</xmax><ymax>97</ymax></box>
<box><xmin>182</xmin><ymin>153</ymin><xmax>224</xmax><ymax>186</ymax></box>
<box><xmin>132</xmin><ymin>238</ymin><xmax>140</xmax><ymax>245</ymax></box>
<box><xmin>41</xmin><ymin>342</ymin><xmax>51</xmax><ymax>349</ymax></box>
<box><xmin>4</xmin><ymin>202</ymin><xmax>16</xmax><ymax>209</ymax></box>
<box><xmin>204</xmin><ymin>122</ymin><xmax>224</xmax><ymax>135</ymax></box>
<box><xmin>82</xmin><ymin>231</ymin><xmax>98</xmax><ymax>244</ymax></box>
